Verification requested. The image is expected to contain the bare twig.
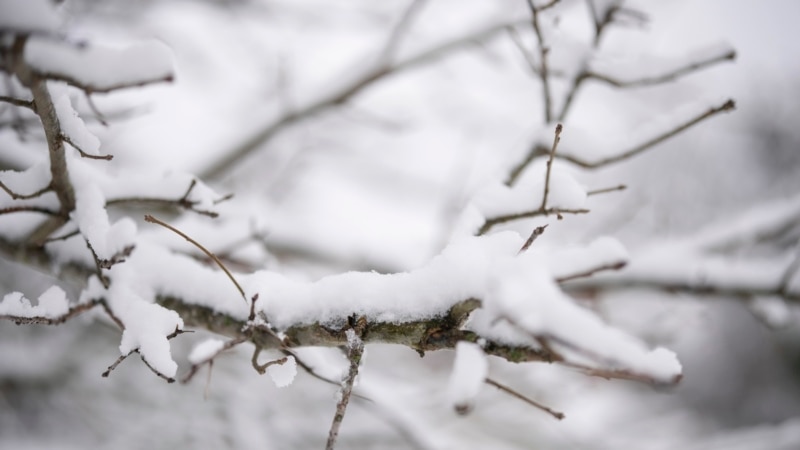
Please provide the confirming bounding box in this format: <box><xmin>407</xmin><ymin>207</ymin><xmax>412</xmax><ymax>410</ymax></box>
<box><xmin>587</xmin><ymin>184</ymin><xmax>626</xmax><ymax>196</ymax></box>
<box><xmin>0</xmin><ymin>205</ymin><xmax>60</xmax><ymax>216</ymax></box>
<box><xmin>108</xmin><ymin>180</ymin><xmax>224</xmax><ymax>218</ymax></box>
<box><xmin>83</xmin><ymin>91</ymin><xmax>109</xmax><ymax>126</ymax></box>
<box><xmin>144</xmin><ymin>214</ymin><xmax>247</xmax><ymax>302</ymax></box>
<box><xmin>555</xmin><ymin>260</ymin><xmax>626</xmax><ymax>283</ymax></box>
<box><xmin>485</xmin><ymin>377</ymin><xmax>564</xmax><ymax>420</ymax></box>
<box><xmin>250</xmin><ymin>346</ymin><xmax>289</xmax><ymax>375</ymax></box>
<box><xmin>559</xmin><ymin>99</ymin><xmax>735</xmax><ymax>168</ymax></box>
<box><xmin>181</xmin><ymin>336</ymin><xmax>250</xmax><ymax>383</ymax></box>
<box><xmin>0</xmin><ymin>179</ymin><xmax>51</xmax><ymax>200</ymax></box>
<box><xmin>539</xmin><ymin>123</ymin><xmax>563</xmax><ymax>209</ymax></box>
<box><xmin>43</xmin><ymin>229</ymin><xmax>80</xmax><ymax>243</ymax></box>
<box><xmin>507</xmin><ymin>27</ymin><xmax>541</xmax><ymax>76</ymax></box>
<box><xmin>378</xmin><ymin>0</ymin><xmax>428</xmax><ymax>65</ymax></box>
<box><xmin>526</xmin><ymin>0</ymin><xmax>555</xmax><ymax>123</ymax></box>
<box><xmin>62</xmin><ymin>133</ymin><xmax>113</xmax><ymax>160</ymax></box>
<box><xmin>326</xmin><ymin>325</ymin><xmax>366</xmax><ymax>450</ymax></box>
<box><xmin>34</xmin><ymin>72</ymin><xmax>173</xmax><ymax>95</ymax></box>
<box><xmin>586</xmin><ymin>48</ymin><xmax>736</xmax><ymax>89</ymax></box>
<box><xmin>478</xmin><ymin>207</ymin><xmax>589</xmax><ymax>236</ymax></box>
<box><xmin>519</xmin><ymin>224</ymin><xmax>548</xmax><ymax>254</ymax></box>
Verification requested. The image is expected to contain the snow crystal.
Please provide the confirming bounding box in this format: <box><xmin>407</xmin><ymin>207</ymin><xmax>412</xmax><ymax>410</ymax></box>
<box><xmin>446</xmin><ymin>342</ymin><xmax>488</xmax><ymax>414</ymax></box>
<box><xmin>0</xmin><ymin>286</ymin><xmax>68</xmax><ymax>319</ymax></box>
<box><xmin>25</xmin><ymin>38</ymin><xmax>173</xmax><ymax>91</ymax></box>
<box><xmin>188</xmin><ymin>338</ymin><xmax>225</xmax><ymax>364</ymax></box>
<box><xmin>268</xmin><ymin>355</ymin><xmax>297</xmax><ymax>388</ymax></box>
<box><xmin>0</xmin><ymin>0</ymin><xmax>60</xmax><ymax>33</ymax></box>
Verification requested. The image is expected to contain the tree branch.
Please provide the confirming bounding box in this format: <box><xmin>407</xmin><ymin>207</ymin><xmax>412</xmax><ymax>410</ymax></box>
<box><xmin>478</xmin><ymin>207</ymin><xmax>589</xmax><ymax>236</ymax></box>
<box><xmin>558</xmin><ymin>99</ymin><xmax>735</xmax><ymax>168</ymax></box>
<box><xmin>586</xmin><ymin>48</ymin><xmax>736</xmax><ymax>89</ymax></box>
<box><xmin>526</xmin><ymin>0</ymin><xmax>556</xmax><ymax>123</ymax></box>
<box><xmin>201</xmin><ymin>18</ymin><xmax>529</xmax><ymax>180</ymax></box>
<box><xmin>485</xmin><ymin>377</ymin><xmax>564</xmax><ymax>420</ymax></box>
<box><xmin>326</xmin><ymin>322</ymin><xmax>366</xmax><ymax>450</ymax></box>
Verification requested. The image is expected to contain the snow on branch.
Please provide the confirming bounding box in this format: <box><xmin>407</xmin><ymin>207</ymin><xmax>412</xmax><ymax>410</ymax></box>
<box><xmin>24</xmin><ymin>38</ymin><xmax>173</xmax><ymax>93</ymax></box>
<box><xmin>566</xmin><ymin>194</ymin><xmax>800</xmax><ymax>304</ymax></box>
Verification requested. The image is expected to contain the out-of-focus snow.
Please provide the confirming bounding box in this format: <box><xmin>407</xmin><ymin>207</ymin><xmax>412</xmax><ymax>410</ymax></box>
<box><xmin>188</xmin><ymin>338</ymin><xmax>225</xmax><ymax>364</ymax></box>
<box><xmin>24</xmin><ymin>38</ymin><xmax>173</xmax><ymax>91</ymax></box>
<box><xmin>546</xmin><ymin>236</ymin><xmax>628</xmax><ymax>279</ymax></box>
<box><xmin>71</xmin><ymin>171</ymin><xmax>136</xmax><ymax>261</ymax></box>
<box><xmin>446</xmin><ymin>341</ymin><xmax>488</xmax><ymax>414</ymax></box>
<box><xmin>268</xmin><ymin>355</ymin><xmax>297</xmax><ymax>388</ymax></box>
<box><xmin>0</xmin><ymin>0</ymin><xmax>60</xmax><ymax>33</ymax></box>
<box><xmin>478</xmin><ymin>251</ymin><xmax>681</xmax><ymax>382</ymax></box>
<box><xmin>0</xmin><ymin>285</ymin><xmax>68</xmax><ymax>318</ymax></box>
<box><xmin>52</xmin><ymin>89</ymin><xmax>101</xmax><ymax>155</ymax></box>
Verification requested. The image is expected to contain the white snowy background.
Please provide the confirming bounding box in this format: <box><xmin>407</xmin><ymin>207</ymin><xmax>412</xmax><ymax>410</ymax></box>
<box><xmin>2</xmin><ymin>0</ymin><xmax>800</xmax><ymax>448</ymax></box>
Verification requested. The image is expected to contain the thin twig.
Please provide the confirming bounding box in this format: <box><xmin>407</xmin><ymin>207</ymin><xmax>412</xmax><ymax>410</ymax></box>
<box><xmin>485</xmin><ymin>377</ymin><xmax>564</xmax><ymax>420</ymax></box>
<box><xmin>0</xmin><ymin>205</ymin><xmax>60</xmax><ymax>216</ymax></box>
<box><xmin>43</xmin><ymin>229</ymin><xmax>80</xmax><ymax>243</ymax></box>
<box><xmin>526</xmin><ymin>0</ymin><xmax>554</xmax><ymax>123</ymax></box>
<box><xmin>326</xmin><ymin>324</ymin><xmax>366</xmax><ymax>450</ymax></box>
<box><xmin>555</xmin><ymin>260</ymin><xmax>626</xmax><ymax>283</ymax></box>
<box><xmin>378</xmin><ymin>0</ymin><xmax>427</xmax><ymax>65</ymax></box>
<box><xmin>250</xmin><ymin>346</ymin><xmax>289</xmax><ymax>375</ymax></box>
<box><xmin>181</xmin><ymin>336</ymin><xmax>250</xmax><ymax>383</ymax></box>
<box><xmin>586</xmin><ymin>48</ymin><xmax>736</xmax><ymax>89</ymax></box>
<box><xmin>586</xmin><ymin>184</ymin><xmax>626</xmax><ymax>196</ymax></box>
<box><xmin>478</xmin><ymin>207</ymin><xmax>589</xmax><ymax>236</ymax></box>
<box><xmin>144</xmin><ymin>214</ymin><xmax>247</xmax><ymax>302</ymax></box>
<box><xmin>61</xmin><ymin>133</ymin><xmax>113</xmax><ymax>160</ymax></box>
<box><xmin>559</xmin><ymin>99</ymin><xmax>735</xmax><ymax>168</ymax></box>
<box><xmin>108</xmin><ymin>180</ymin><xmax>223</xmax><ymax>218</ymax></box>
<box><xmin>84</xmin><ymin>91</ymin><xmax>109</xmax><ymax>126</ymax></box>
<box><xmin>557</xmin><ymin>0</ymin><xmax>620</xmax><ymax>121</ymax></box>
<box><xmin>0</xmin><ymin>179</ymin><xmax>52</xmax><ymax>200</ymax></box>
<box><xmin>539</xmin><ymin>123</ymin><xmax>563</xmax><ymax>210</ymax></box>
<box><xmin>519</xmin><ymin>224</ymin><xmax>548</xmax><ymax>254</ymax></box>
<box><xmin>34</xmin><ymin>72</ymin><xmax>174</xmax><ymax>95</ymax></box>
<box><xmin>507</xmin><ymin>27</ymin><xmax>541</xmax><ymax>76</ymax></box>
